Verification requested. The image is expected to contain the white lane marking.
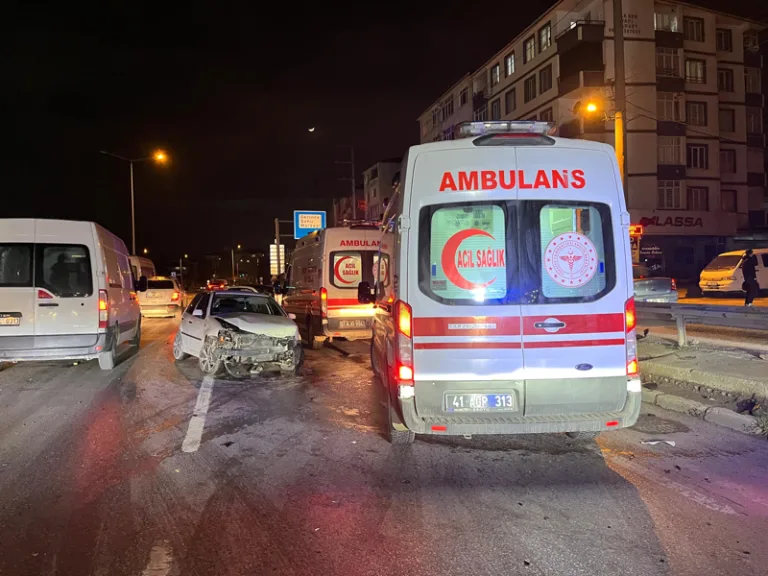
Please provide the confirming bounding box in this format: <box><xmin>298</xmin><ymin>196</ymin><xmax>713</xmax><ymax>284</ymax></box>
<box><xmin>182</xmin><ymin>376</ymin><xmax>215</xmax><ymax>453</ymax></box>
<box><xmin>141</xmin><ymin>541</ymin><xmax>173</xmax><ymax>575</ymax></box>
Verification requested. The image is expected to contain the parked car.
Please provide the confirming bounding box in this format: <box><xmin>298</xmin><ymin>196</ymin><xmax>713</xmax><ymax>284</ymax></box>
<box><xmin>137</xmin><ymin>276</ymin><xmax>184</xmax><ymax>318</ymax></box>
<box><xmin>227</xmin><ymin>285</ymin><xmax>273</xmax><ymax>295</ymax></box>
<box><xmin>173</xmin><ymin>290</ymin><xmax>302</xmax><ymax>378</ymax></box>
<box><xmin>207</xmin><ymin>279</ymin><xmax>228</xmax><ymax>291</ymax></box>
<box><xmin>699</xmin><ymin>249</ymin><xmax>768</xmax><ymax>295</ymax></box>
<box><xmin>632</xmin><ymin>265</ymin><xmax>678</xmax><ymax>303</ymax></box>
<box><xmin>0</xmin><ymin>218</ymin><xmax>147</xmax><ymax>370</ymax></box>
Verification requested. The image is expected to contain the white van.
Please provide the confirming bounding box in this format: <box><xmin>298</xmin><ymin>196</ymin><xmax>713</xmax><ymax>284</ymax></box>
<box><xmin>699</xmin><ymin>248</ymin><xmax>768</xmax><ymax>294</ymax></box>
<box><xmin>0</xmin><ymin>218</ymin><xmax>147</xmax><ymax>369</ymax></box>
<box><xmin>129</xmin><ymin>256</ymin><xmax>156</xmax><ymax>281</ymax></box>
<box><xmin>283</xmin><ymin>224</ymin><xmax>386</xmax><ymax>348</ymax></box>
<box><xmin>359</xmin><ymin>121</ymin><xmax>641</xmax><ymax>443</ymax></box>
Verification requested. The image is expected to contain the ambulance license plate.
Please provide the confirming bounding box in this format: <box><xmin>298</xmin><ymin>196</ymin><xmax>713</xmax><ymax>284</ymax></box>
<box><xmin>445</xmin><ymin>393</ymin><xmax>517</xmax><ymax>412</ymax></box>
<box><xmin>339</xmin><ymin>319</ymin><xmax>368</xmax><ymax>330</ymax></box>
<box><xmin>0</xmin><ymin>313</ymin><xmax>21</xmax><ymax>326</ymax></box>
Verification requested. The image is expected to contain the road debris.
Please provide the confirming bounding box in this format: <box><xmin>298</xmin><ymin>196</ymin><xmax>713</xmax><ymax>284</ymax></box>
<box><xmin>641</xmin><ymin>440</ymin><xmax>677</xmax><ymax>447</ymax></box>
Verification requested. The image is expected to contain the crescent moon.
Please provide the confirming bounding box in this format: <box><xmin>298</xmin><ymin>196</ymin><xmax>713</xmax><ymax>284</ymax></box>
<box><xmin>334</xmin><ymin>256</ymin><xmax>356</xmax><ymax>284</ymax></box>
<box><xmin>308</xmin><ymin>127</ymin><xmax>315</xmax><ymax>133</ymax></box>
<box><xmin>441</xmin><ymin>229</ymin><xmax>497</xmax><ymax>291</ymax></box>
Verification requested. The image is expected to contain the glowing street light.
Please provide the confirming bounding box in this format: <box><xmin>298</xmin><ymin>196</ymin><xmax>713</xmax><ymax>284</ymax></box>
<box><xmin>143</xmin><ymin>248</ymin><xmax>149</xmax><ymax>255</ymax></box>
<box><xmin>100</xmin><ymin>149</ymin><xmax>171</xmax><ymax>255</ymax></box>
<box><xmin>585</xmin><ymin>102</ymin><xmax>598</xmax><ymax>113</ymax></box>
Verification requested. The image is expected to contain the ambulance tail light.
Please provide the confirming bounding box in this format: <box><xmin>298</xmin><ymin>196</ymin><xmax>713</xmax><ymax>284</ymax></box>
<box><xmin>394</xmin><ymin>300</ymin><xmax>414</xmax><ymax>386</ymax></box>
<box><xmin>670</xmin><ymin>278</ymin><xmax>677</xmax><ymax>291</ymax></box>
<box><xmin>625</xmin><ymin>297</ymin><xmax>639</xmax><ymax>379</ymax></box>
<box><xmin>320</xmin><ymin>287</ymin><xmax>328</xmax><ymax>318</ymax></box>
<box><xmin>98</xmin><ymin>289</ymin><xmax>109</xmax><ymax>329</ymax></box>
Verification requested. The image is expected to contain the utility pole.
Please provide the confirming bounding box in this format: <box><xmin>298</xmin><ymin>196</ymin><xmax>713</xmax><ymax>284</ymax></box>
<box><xmin>613</xmin><ymin>0</ymin><xmax>628</xmax><ymax>203</ymax></box>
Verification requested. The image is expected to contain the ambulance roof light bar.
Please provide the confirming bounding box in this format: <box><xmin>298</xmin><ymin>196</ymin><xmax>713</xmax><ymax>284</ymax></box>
<box><xmin>455</xmin><ymin>121</ymin><xmax>557</xmax><ymax>139</ymax></box>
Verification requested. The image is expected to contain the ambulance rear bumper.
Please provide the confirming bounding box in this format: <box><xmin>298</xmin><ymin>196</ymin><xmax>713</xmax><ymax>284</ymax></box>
<box><xmin>399</xmin><ymin>389</ymin><xmax>641</xmax><ymax>436</ymax></box>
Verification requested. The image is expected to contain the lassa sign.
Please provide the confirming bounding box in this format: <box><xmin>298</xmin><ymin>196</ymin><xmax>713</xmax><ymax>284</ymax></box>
<box><xmin>441</xmin><ymin>229</ymin><xmax>505</xmax><ymax>290</ymax></box>
<box><xmin>439</xmin><ymin>169</ymin><xmax>586</xmax><ymax>192</ymax></box>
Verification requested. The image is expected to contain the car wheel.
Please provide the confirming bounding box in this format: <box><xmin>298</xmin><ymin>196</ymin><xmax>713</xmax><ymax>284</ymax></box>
<box><xmin>98</xmin><ymin>334</ymin><xmax>116</xmax><ymax>371</ymax></box>
<box><xmin>370</xmin><ymin>340</ymin><xmax>380</xmax><ymax>380</ymax></box>
<box><xmin>198</xmin><ymin>337</ymin><xmax>223</xmax><ymax>376</ymax></box>
<box><xmin>384</xmin><ymin>367</ymin><xmax>415</xmax><ymax>445</ymax></box>
<box><xmin>172</xmin><ymin>331</ymin><xmax>189</xmax><ymax>361</ymax></box>
<box><xmin>306</xmin><ymin>318</ymin><xmax>321</xmax><ymax>350</ymax></box>
<box><xmin>130</xmin><ymin>319</ymin><xmax>142</xmax><ymax>348</ymax></box>
<box><xmin>565</xmin><ymin>431</ymin><xmax>600</xmax><ymax>441</ymax></box>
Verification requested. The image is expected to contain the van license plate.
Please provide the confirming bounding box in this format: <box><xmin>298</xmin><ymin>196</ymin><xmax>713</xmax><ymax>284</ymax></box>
<box><xmin>339</xmin><ymin>320</ymin><xmax>368</xmax><ymax>330</ymax></box>
<box><xmin>445</xmin><ymin>393</ymin><xmax>517</xmax><ymax>412</ymax></box>
<box><xmin>0</xmin><ymin>313</ymin><xmax>21</xmax><ymax>326</ymax></box>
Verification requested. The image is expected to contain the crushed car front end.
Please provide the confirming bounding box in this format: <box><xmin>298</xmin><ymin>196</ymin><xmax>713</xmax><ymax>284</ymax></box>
<box><xmin>212</xmin><ymin>316</ymin><xmax>302</xmax><ymax>376</ymax></box>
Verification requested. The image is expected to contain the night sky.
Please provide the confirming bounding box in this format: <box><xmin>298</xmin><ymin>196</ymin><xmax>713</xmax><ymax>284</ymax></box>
<box><xmin>6</xmin><ymin>0</ymin><xmax>765</xmax><ymax>271</ymax></box>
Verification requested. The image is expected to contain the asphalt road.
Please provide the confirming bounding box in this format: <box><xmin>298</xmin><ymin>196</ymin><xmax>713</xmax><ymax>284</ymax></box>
<box><xmin>1</xmin><ymin>319</ymin><xmax>766</xmax><ymax>576</ymax></box>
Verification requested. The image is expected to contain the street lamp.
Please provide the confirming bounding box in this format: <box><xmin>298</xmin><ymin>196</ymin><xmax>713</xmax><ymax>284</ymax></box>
<box><xmin>231</xmin><ymin>244</ymin><xmax>241</xmax><ymax>283</ymax></box>
<box><xmin>143</xmin><ymin>248</ymin><xmax>149</xmax><ymax>255</ymax></box>
<box><xmin>100</xmin><ymin>149</ymin><xmax>170</xmax><ymax>255</ymax></box>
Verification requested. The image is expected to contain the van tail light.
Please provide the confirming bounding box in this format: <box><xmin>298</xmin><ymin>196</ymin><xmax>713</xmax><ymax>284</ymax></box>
<box><xmin>320</xmin><ymin>287</ymin><xmax>328</xmax><ymax>318</ymax></box>
<box><xmin>171</xmin><ymin>291</ymin><xmax>180</xmax><ymax>301</ymax></box>
<box><xmin>625</xmin><ymin>297</ymin><xmax>639</xmax><ymax>378</ymax></box>
<box><xmin>670</xmin><ymin>278</ymin><xmax>677</xmax><ymax>291</ymax></box>
<box><xmin>394</xmin><ymin>300</ymin><xmax>414</xmax><ymax>386</ymax></box>
<box><xmin>98</xmin><ymin>289</ymin><xmax>109</xmax><ymax>329</ymax></box>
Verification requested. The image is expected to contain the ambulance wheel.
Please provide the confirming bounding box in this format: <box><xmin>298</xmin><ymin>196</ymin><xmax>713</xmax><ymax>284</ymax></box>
<box><xmin>98</xmin><ymin>332</ymin><xmax>117</xmax><ymax>371</ymax></box>
<box><xmin>384</xmin><ymin>371</ymin><xmax>415</xmax><ymax>445</ymax></box>
<box><xmin>370</xmin><ymin>340</ymin><xmax>379</xmax><ymax>379</ymax></box>
<box><xmin>306</xmin><ymin>320</ymin><xmax>321</xmax><ymax>350</ymax></box>
<box><xmin>565</xmin><ymin>431</ymin><xmax>600</xmax><ymax>441</ymax></box>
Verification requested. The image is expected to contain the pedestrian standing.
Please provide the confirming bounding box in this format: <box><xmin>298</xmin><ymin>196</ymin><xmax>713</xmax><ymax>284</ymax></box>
<box><xmin>741</xmin><ymin>249</ymin><xmax>759</xmax><ymax>306</ymax></box>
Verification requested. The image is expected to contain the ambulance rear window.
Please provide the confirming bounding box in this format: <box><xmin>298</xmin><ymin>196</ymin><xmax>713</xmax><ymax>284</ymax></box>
<box><xmin>418</xmin><ymin>200</ymin><xmax>615</xmax><ymax>305</ymax></box>
<box><xmin>330</xmin><ymin>251</ymin><xmax>379</xmax><ymax>289</ymax></box>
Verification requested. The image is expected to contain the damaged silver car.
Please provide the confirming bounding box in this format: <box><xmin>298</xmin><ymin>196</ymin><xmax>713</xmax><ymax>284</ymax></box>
<box><xmin>172</xmin><ymin>290</ymin><xmax>303</xmax><ymax>378</ymax></box>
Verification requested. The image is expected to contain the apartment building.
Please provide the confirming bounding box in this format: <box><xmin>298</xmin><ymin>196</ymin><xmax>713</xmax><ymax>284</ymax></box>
<box><xmin>362</xmin><ymin>159</ymin><xmax>401</xmax><ymax>221</ymax></box>
<box><xmin>417</xmin><ymin>0</ymin><xmax>766</xmax><ymax>278</ymax></box>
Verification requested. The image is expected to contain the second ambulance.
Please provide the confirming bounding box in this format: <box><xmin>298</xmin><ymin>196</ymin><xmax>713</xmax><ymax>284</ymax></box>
<box><xmin>359</xmin><ymin>121</ymin><xmax>641</xmax><ymax>444</ymax></box>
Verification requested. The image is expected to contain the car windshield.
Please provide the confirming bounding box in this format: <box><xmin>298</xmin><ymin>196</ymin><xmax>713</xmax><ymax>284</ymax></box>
<box><xmin>148</xmin><ymin>280</ymin><xmax>175</xmax><ymax>289</ymax></box>
<box><xmin>211</xmin><ymin>294</ymin><xmax>284</xmax><ymax>316</ymax></box>
<box><xmin>704</xmin><ymin>255</ymin><xmax>742</xmax><ymax>271</ymax></box>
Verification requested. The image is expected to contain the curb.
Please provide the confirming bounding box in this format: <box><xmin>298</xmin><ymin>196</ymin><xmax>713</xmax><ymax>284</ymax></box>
<box><xmin>641</xmin><ymin>387</ymin><xmax>760</xmax><ymax>436</ymax></box>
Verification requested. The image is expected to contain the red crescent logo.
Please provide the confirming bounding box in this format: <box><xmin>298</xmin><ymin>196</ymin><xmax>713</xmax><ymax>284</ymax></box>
<box><xmin>441</xmin><ymin>228</ymin><xmax>497</xmax><ymax>291</ymax></box>
<box><xmin>334</xmin><ymin>256</ymin><xmax>356</xmax><ymax>284</ymax></box>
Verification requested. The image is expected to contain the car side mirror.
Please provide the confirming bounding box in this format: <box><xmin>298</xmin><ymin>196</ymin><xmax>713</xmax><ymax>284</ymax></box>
<box><xmin>288</xmin><ymin>312</ymin><xmax>297</xmax><ymax>320</ymax></box>
<box><xmin>357</xmin><ymin>281</ymin><xmax>374</xmax><ymax>304</ymax></box>
<box><xmin>192</xmin><ymin>309</ymin><xmax>204</xmax><ymax>317</ymax></box>
<box><xmin>136</xmin><ymin>276</ymin><xmax>148</xmax><ymax>292</ymax></box>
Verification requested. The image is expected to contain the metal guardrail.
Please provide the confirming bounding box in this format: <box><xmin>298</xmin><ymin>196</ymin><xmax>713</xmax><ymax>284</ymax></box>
<box><xmin>636</xmin><ymin>302</ymin><xmax>768</xmax><ymax>346</ymax></box>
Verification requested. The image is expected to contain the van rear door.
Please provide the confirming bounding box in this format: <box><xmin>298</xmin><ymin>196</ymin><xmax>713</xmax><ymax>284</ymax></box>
<box><xmin>515</xmin><ymin>147</ymin><xmax>628</xmax><ymax>416</ymax></box>
<box><xmin>0</xmin><ymin>220</ymin><xmax>36</xmax><ymax>345</ymax></box>
<box><xmin>408</xmin><ymin>148</ymin><xmax>523</xmax><ymax>419</ymax></box>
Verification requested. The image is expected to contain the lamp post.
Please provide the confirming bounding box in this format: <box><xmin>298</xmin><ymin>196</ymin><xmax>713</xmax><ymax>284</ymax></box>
<box><xmin>100</xmin><ymin>149</ymin><xmax>169</xmax><ymax>255</ymax></box>
<box><xmin>231</xmin><ymin>244</ymin><xmax>241</xmax><ymax>283</ymax></box>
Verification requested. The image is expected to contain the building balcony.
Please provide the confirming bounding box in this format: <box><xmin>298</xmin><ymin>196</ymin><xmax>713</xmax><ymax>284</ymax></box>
<box><xmin>472</xmin><ymin>90</ymin><xmax>488</xmax><ymax>112</ymax></box>
<box><xmin>744</xmin><ymin>50</ymin><xmax>762</xmax><ymax>68</ymax></box>
<box><xmin>747</xmin><ymin>133</ymin><xmax>765</xmax><ymax>148</ymax></box>
<box><xmin>656</xmin><ymin>68</ymin><xmax>684</xmax><ymax>92</ymax></box>
<box><xmin>747</xmin><ymin>172</ymin><xmax>766</xmax><ymax>187</ymax></box>
<box><xmin>556</xmin><ymin>21</ymin><xmax>605</xmax><ymax>53</ymax></box>
<box><xmin>558</xmin><ymin>69</ymin><xmax>605</xmax><ymax>97</ymax></box>
<box><xmin>745</xmin><ymin>92</ymin><xmax>764</xmax><ymax>108</ymax></box>
<box><xmin>657</xmin><ymin>164</ymin><xmax>686</xmax><ymax>179</ymax></box>
<box><xmin>655</xmin><ymin>30</ymin><xmax>684</xmax><ymax>49</ymax></box>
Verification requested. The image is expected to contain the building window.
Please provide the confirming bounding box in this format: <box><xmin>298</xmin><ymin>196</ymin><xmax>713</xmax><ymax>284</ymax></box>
<box><xmin>654</xmin><ymin>12</ymin><xmax>678</xmax><ymax>32</ymax></box>
<box><xmin>432</xmin><ymin>109</ymin><xmax>439</xmax><ymax>126</ymax></box>
<box><xmin>717</xmin><ymin>68</ymin><xmax>734</xmax><ymax>92</ymax></box>
<box><xmin>720</xmin><ymin>149</ymin><xmax>736</xmax><ymax>173</ymax></box>
<box><xmin>687</xmin><ymin>187</ymin><xmax>709</xmax><ymax>211</ymax></box>
<box><xmin>686</xmin><ymin>144</ymin><xmax>709</xmax><ymax>169</ymax></box>
<box><xmin>441</xmin><ymin>96</ymin><xmax>454</xmax><ymax>120</ymax></box>
<box><xmin>685</xmin><ymin>59</ymin><xmax>706</xmax><ymax>83</ymax></box>
<box><xmin>747</xmin><ymin>107</ymin><xmax>762</xmax><ymax>134</ymax></box>
<box><xmin>658</xmin><ymin>136</ymin><xmax>683</xmax><ymax>165</ymax></box>
<box><xmin>721</xmin><ymin>189</ymin><xmax>737</xmax><ymax>212</ymax></box>
<box><xmin>490</xmin><ymin>98</ymin><xmax>501</xmax><ymax>120</ymax></box>
<box><xmin>505</xmin><ymin>52</ymin><xmax>515</xmax><ymax>77</ymax></box>
<box><xmin>656</xmin><ymin>47</ymin><xmax>680</xmax><ymax>77</ymax></box>
<box><xmin>716</xmin><ymin>29</ymin><xmax>733</xmax><ymax>51</ymax></box>
<box><xmin>744</xmin><ymin>30</ymin><xmax>759</xmax><ymax>52</ymax></box>
<box><xmin>474</xmin><ymin>105</ymin><xmax>488</xmax><ymax>122</ymax></box>
<box><xmin>524</xmin><ymin>75</ymin><xmax>537</xmax><ymax>102</ymax></box>
<box><xmin>524</xmin><ymin>36</ymin><xmax>535</xmax><ymax>64</ymax></box>
<box><xmin>658</xmin><ymin>180</ymin><xmax>682</xmax><ymax>209</ymax></box>
<box><xmin>539</xmin><ymin>65</ymin><xmax>553</xmax><ymax>93</ymax></box>
<box><xmin>505</xmin><ymin>88</ymin><xmax>516</xmax><ymax>114</ymax></box>
<box><xmin>539</xmin><ymin>23</ymin><xmax>552</xmax><ymax>53</ymax></box>
<box><xmin>719</xmin><ymin>108</ymin><xmax>735</xmax><ymax>132</ymax></box>
<box><xmin>459</xmin><ymin>88</ymin><xmax>468</xmax><ymax>106</ymax></box>
<box><xmin>684</xmin><ymin>17</ymin><xmax>705</xmax><ymax>42</ymax></box>
<box><xmin>490</xmin><ymin>64</ymin><xmax>501</xmax><ymax>87</ymax></box>
<box><xmin>539</xmin><ymin>107</ymin><xmax>553</xmax><ymax>122</ymax></box>
<box><xmin>657</xmin><ymin>92</ymin><xmax>681</xmax><ymax>121</ymax></box>
<box><xmin>686</xmin><ymin>101</ymin><xmax>707</xmax><ymax>126</ymax></box>
<box><xmin>745</xmin><ymin>68</ymin><xmax>761</xmax><ymax>94</ymax></box>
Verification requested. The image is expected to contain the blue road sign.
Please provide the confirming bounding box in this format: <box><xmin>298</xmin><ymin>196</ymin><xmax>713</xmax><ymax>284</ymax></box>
<box><xmin>294</xmin><ymin>210</ymin><xmax>327</xmax><ymax>239</ymax></box>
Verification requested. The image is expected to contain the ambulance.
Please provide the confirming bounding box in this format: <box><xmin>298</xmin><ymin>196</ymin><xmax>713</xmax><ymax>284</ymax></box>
<box><xmin>358</xmin><ymin>121</ymin><xmax>641</xmax><ymax>444</ymax></box>
<box><xmin>283</xmin><ymin>224</ymin><xmax>388</xmax><ymax>348</ymax></box>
